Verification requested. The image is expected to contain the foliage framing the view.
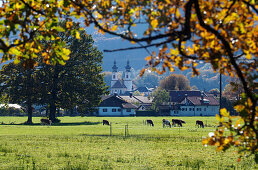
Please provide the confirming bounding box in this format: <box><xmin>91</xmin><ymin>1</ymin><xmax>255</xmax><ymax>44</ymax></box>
<box><xmin>0</xmin><ymin>0</ymin><xmax>257</xmax><ymax>161</ymax></box>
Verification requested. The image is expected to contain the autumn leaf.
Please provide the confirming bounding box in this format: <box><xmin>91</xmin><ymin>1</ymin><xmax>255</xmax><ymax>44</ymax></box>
<box><xmin>151</xmin><ymin>19</ymin><xmax>158</xmax><ymax>28</ymax></box>
<box><xmin>220</xmin><ymin>108</ymin><xmax>229</xmax><ymax>117</ymax></box>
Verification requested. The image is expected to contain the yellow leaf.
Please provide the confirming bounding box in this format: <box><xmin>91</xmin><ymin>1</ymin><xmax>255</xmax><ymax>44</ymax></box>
<box><xmin>112</xmin><ymin>25</ymin><xmax>118</xmax><ymax>31</ymax></box>
<box><xmin>220</xmin><ymin>108</ymin><xmax>229</xmax><ymax>117</ymax></box>
<box><xmin>234</xmin><ymin>105</ymin><xmax>245</xmax><ymax>112</ymax></box>
<box><xmin>202</xmin><ymin>138</ymin><xmax>209</xmax><ymax>145</ymax></box>
<box><xmin>176</xmin><ymin>8</ymin><xmax>180</xmax><ymax>18</ymax></box>
<box><xmin>75</xmin><ymin>31</ymin><xmax>80</xmax><ymax>39</ymax></box>
<box><xmin>145</xmin><ymin>56</ymin><xmax>152</xmax><ymax>61</ymax></box>
<box><xmin>151</xmin><ymin>19</ymin><xmax>158</xmax><ymax>28</ymax></box>
<box><xmin>216</xmin><ymin>114</ymin><xmax>224</xmax><ymax>122</ymax></box>
<box><xmin>245</xmin><ymin>52</ymin><xmax>252</xmax><ymax>59</ymax></box>
<box><xmin>130</xmin><ymin>41</ymin><xmax>136</xmax><ymax>44</ymax></box>
<box><xmin>66</xmin><ymin>21</ymin><xmax>73</xmax><ymax>29</ymax></box>
<box><xmin>62</xmin><ymin>49</ymin><xmax>71</xmax><ymax>60</ymax></box>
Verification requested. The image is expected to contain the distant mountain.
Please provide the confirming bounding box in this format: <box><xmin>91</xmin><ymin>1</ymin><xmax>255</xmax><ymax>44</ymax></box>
<box><xmin>91</xmin><ymin>32</ymin><xmax>149</xmax><ymax>71</ymax></box>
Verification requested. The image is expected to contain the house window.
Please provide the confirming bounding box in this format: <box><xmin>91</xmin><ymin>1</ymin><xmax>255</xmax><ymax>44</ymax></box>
<box><xmin>193</xmin><ymin>108</ymin><xmax>195</xmax><ymax>111</ymax></box>
<box><xmin>103</xmin><ymin>109</ymin><xmax>107</xmax><ymax>112</ymax></box>
<box><xmin>126</xmin><ymin>109</ymin><xmax>131</xmax><ymax>112</ymax></box>
<box><xmin>204</xmin><ymin>108</ymin><xmax>206</xmax><ymax>111</ymax></box>
<box><xmin>113</xmin><ymin>75</ymin><xmax>115</xmax><ymax>79</ymax></box>
<box><xmin>126</xmin><ymin>75</ymin><xmax>128</xmax><ymax>78</ymax></box>
<box><xmin>185</xmin><ymin>108</ymin><xmax>187</xmax><ymax>111</ymax></box>
<box><xmin>118</xmin><ymin>109</ymin><xmax>121</xmax><ymax>112</ymax></box>
<box><xmin>182</xmin><ymin>108</ymin><xmax>185</xmax><ymax>111</ymax></box>
<box><xmin>199</xmin><ymin>108</ymin><xmax>202</xmax><ymax>111</ymax></box>
<box><xmin>112</xmin><ymin>108</ymin><xmax>116</xmax><ymax>112</ymax></box>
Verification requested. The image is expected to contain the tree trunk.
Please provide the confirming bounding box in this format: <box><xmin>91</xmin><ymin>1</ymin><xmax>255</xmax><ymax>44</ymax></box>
<box><xmin>26</xmin><ymin>69</ymin><xmax>33</xmax><ymax>124</ymax></box>
<box><xmin>48</xmin><ymin>65</ymin><xmax>59</xmax><ymax>123</ymax></box>
<box><xmin>26</xmin><ymin>99</ymin><xmax>33</xmax><ymax>124</ymax></box>
<box><xmin>49</xmin><ymin>102</ymin><xmax>56</xmax><ymax>122</ymax></box>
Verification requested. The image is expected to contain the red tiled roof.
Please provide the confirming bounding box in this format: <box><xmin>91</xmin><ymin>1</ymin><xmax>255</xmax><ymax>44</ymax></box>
<box><xmin>185</xmin><ymin>96</ymin><xmax>219</xmax><ymax>106</ymax></box>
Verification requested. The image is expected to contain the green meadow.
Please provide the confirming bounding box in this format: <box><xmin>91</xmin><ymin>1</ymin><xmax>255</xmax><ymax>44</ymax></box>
<box><xmin>0</xmin><ymin>116</ymin><xmax>256</xmax><ymax>169</ymax></box>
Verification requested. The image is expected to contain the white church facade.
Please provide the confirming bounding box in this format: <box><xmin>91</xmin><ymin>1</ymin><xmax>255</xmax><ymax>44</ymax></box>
<box><xmin>110</xmin><ymin>60</ymin><xmax>133</xmax><ymax>95</ymax></box>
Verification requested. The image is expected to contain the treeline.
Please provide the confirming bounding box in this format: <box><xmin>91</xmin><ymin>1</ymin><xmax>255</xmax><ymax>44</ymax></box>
<box><xmin>0</xmin><ymin>27</ymin><xmax>107</xmax><ymax>123</ymax></box>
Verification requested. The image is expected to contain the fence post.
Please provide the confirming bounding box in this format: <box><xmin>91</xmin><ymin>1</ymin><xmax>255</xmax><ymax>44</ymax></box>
<box><xmin>127</xmin><ymin>124</ymin><xmax>129</xmax><ymax>136</ymax></box>
<box><xmin>125</xmin><ymin>124</ymin><xmax>129</xmax><ymax>137</ymax></box>
<box><xmin>125</xmin><ymin>125</ymin><xmax>127</xmax><ymax>137</ymax></box>
<box><xmin>110</xmin><ymin>123</ymin><xmax>112</xmax><ymax>136</ymax></box>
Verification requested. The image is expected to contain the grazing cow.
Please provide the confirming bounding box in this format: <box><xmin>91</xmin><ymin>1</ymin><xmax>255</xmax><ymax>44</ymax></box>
<box><xmin>103</xmin><ymin>120</ymin><xmax>110</xmax><ymax>126</ymax></box>
<box><xmin>40</xmin><ymin>118</ymin><xmax>52</xmax><ymax>126</ymax></box>
<box><xmin>162</xmin><ymin>119</ymin><xmax>171</xmax><ymax>128</ymax></box>
<box><xmin>146</xmin><ymin>119</ymin><xmax>154</xmax><ymax>127</ymax></box>
<box><xmin>172</xmin><ymin>119</ymin><xmax>185</xmax><ymax>127</ymax></box>
<box><xmin>196</xmin><ymin>120</ymin><xmax>204</xmax><ymax>128</ymax></box>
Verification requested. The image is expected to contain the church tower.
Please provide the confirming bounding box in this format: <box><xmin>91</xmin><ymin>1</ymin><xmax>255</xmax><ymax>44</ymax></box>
<box><xmin>124</xmin><ymin>60</ymin><xmax>133</xmax><ymax>91</ymax></box>
<box><xmin>111</xmin><ymin>60</ymin><xmax>118</xmax><ymax>88</ymax></box>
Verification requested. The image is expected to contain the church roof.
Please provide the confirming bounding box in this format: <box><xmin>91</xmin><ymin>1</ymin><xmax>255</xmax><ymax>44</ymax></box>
<box><xmin>125</xmin><ymin>60</ymin><xmax>131</xmax><ymax>72</ymax></box>
<box><xmin>112</xmin><ymin>60</ymin><xmax>118</xmax><ymax>72</ymax></box>
<box><xmin>111</xmin><ymin>79</ymin><xmax>127</xmax><ymax>88</ymax></box>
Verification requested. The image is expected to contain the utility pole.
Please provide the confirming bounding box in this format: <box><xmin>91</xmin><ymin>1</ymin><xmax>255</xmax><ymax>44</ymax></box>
<box><xmin>219</xmin><ymin>73</ymin><xmax>222</xmax><ymax>116</ymax></box>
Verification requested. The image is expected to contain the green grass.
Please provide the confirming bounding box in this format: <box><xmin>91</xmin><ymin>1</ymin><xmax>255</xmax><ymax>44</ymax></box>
<box><xmin>0</xmin><ymin>116</ymin><xmax>256</xmax><ymax>169</ymax></box>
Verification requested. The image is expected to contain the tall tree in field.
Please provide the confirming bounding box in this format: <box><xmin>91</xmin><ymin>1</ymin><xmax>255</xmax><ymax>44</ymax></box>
<box><xmin>0</xmin><ymin>63</ymin><xmax>37</xmax><ymax>124</ymax></box>
<box><xmin>36</xmin><ymin>29</ymin><xmax>107</xmax><ymax>122</ymax></box>
<box><xmin>160</xmin><ymin>74</ymin><xmax>191</xmax><ymax>91</ymax></box>
<box><xmin>0</xmin><ymin>0</ymin><xmax>256</xmax><ymax>161</ymax></box>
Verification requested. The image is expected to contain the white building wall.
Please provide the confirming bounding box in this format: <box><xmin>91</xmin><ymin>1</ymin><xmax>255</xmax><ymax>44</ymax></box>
<box><xmin>98</xmin><ymin>107</ymin><xmax>122</xmax><ymax>116</ymax></box>
<box><xmin>122</xmin><ymin>108</ymin><xmax>136</xmax><ymax>116</ymax></box>
<box><xmin>98</xmin><ymin>107</ymin><xmax>136</xmax><ymax>116</ymax></box>
<box><xmin>111</xmin><ymin>72</ymin><xmax>118</xmax><ymax>88</ymax></box>
<box><xmin>123</xmin><ymin>80</ymin><xmax>132</xmax><ymax>91</ymax></box>
<box><xmin>171</xmin><ymin>105</ymin><xmax>219</xmax><ymax>116</ymax></box>
<box><xmin>124</xmin><ymin>71</ymin><xmax>132</xmax><ymax>91</ymax></box>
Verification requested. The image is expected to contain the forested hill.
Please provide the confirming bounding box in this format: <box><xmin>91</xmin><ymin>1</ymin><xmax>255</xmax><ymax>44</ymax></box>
<box><xmin>91</xmin><ymin>30</ymin><xmax>149</xmax><ymax>71</ymax></box>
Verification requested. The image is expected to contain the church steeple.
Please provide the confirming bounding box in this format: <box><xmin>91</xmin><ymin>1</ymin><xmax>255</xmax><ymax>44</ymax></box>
<box><xmin>125</xmin><ymin>60</ymin><xmax>131</xmax><ymax>72</ymax></box>
<box><xmin>112</xmin><ymin>60</ymin><xmax>118</xmax><ymax>72</ymax></box>
<box><xmin>124</xmin><ymin>60</ymin><xmax>132</xmax><ymax>92</ymax></box>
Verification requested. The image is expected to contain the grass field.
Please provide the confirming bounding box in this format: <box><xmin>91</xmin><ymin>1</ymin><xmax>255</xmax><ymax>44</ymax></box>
<box><xmin>0</xmin><ymin>116</ymin><xmax>256</xmax><ymax>169</ymax></box>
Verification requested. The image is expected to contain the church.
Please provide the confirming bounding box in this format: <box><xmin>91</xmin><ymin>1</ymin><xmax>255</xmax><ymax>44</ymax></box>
<box><xmin>110</xmin><ymin>60</ymin><xmax>133</xmax><ymax>95</ymax></box>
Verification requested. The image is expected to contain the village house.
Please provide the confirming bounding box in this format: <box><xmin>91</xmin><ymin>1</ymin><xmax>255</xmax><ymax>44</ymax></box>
<box><xmin>97</xmin><ymin>94</ymin><xmax>137</xmax><ymax>116</ymax></box>
<box><xmin>169</xmin><ymin>90</ymin><xmax>219</xmax><ymax>116</ymax></box>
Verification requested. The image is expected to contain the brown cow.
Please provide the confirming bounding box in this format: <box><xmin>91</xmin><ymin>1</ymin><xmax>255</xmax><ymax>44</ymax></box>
<box><xmin>103</xmin><ymin>120</ymin><xmax>110</xmax><ymax>126</ymax></box>
<box><xmin>146</xmin><ymin>119</ymin><xmax>154</xmax><ymax>127</ymax></box>
<box><xmin>196</xmin><ymin>120</ymin><xmax>204</xmax><ymax>128</ymax></box>
<box><xmin>40</xmin><ymin>118</ymin><xmax>52</xmax><ymax>125</ymax></box>
<box><xmin>172</xmin><ymin>119</ymin><xmax>185</xmax><ymax>127</ymax></box>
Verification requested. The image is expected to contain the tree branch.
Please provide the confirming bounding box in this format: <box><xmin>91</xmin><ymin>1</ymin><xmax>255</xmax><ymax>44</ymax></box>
<box><xmin>20</xmin><ymin>0</ymin><xmax>46</xmax><ymax>16</ymax></box>
<box><xmin>194</xmin><ymin>0</ymin><xmax>257</xmax><ymax>136</ymax></box>
<box><xmin>104</xmin><ymin>39</ymin><xmax>173</xmax><ymax>52</ymax></box>
<box><xmin>243</xmin><ymin>0</ymin><xmax>258</xmax><ymax>14</ymax></box>
<box><xmin>72</xmin><ymin>1</ymin><xmax>180</xmax><ymax>43</ymax></box>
